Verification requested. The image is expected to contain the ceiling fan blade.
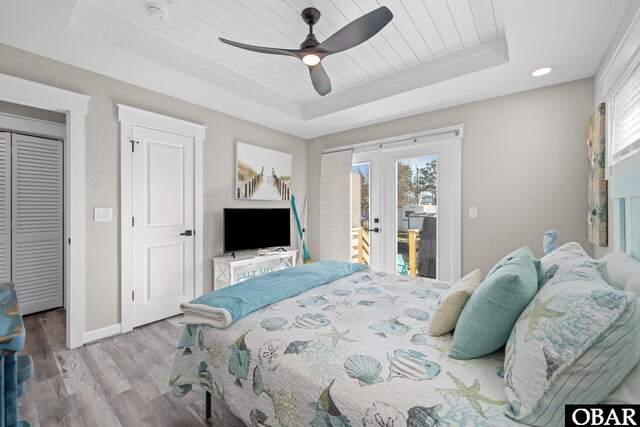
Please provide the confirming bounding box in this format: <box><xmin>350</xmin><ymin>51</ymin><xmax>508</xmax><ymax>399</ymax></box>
<box><xmin>219</xmin><ymin>38</ymin><xmax>301</xmax><ymax>58</ymax></box>
<box><xmin>316</xmin><ymin>6</ymin><xmax>393</xmax><ymax>55</ymax></box>
<box><xmin>309</xmin><ymin>63</ymin><xmax>331</xmax><ymax>96</ymax></box>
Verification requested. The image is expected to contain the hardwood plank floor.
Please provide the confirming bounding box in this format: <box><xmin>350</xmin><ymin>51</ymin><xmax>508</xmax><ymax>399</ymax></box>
<box><xmin>18</xmin><ymin>309</ymin><xmax>221</xmax><ymax>427</ymax></box>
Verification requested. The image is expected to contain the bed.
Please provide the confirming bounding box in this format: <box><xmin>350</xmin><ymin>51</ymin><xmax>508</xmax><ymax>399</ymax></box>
<box><xmin>169</xmin><ymin>269</ymin><xmax>524</xmax><ymax>426</ymax></box>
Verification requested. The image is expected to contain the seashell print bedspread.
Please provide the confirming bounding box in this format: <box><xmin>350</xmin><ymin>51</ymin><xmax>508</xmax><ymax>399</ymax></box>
<box><xmin>170</xmin><ymin>269</ymin><xmax>524</xmax><ymax>426</ymax></box>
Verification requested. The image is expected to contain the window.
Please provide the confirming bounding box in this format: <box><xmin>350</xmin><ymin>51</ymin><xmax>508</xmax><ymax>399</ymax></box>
<box><xmin>611</xmin><ymin>60</ymin><xmax>640</xmax><ymax>164</ymax></box>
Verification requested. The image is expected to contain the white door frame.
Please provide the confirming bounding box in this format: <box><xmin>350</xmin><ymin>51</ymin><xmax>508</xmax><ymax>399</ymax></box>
<box><xmin>327</xmin><ymin>125</ymin><xmax>463</xmax><ymax>281</ymax></box>
<box><xmin>0</xmin><ymin>72</ymin><xmax>89</xmax><ymax>349</ymax></box>
<box><xmin>118</xmin><ymin>104</ymin><xmax>205</xmax><ymax>334</ymax></box>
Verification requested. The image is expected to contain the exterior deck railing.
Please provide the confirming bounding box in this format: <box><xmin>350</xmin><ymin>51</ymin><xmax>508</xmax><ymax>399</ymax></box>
<box><xmin>351</xmin><ymin>227</ymin><xmax>370</xmax><ymax>265</ymax></box>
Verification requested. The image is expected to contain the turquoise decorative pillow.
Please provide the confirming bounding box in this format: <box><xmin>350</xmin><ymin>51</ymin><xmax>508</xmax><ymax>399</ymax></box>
<box><xmin>538</xmin><ymin>242</ymin><xmax>606</xmax><ymax>288</ymax></box>
<box><xmin>450</xmin><ymin>255</ymin><xmax>538</xmax><ymax>359</ymax></box>
<box><xmin>503</xmin><ymin>267</ymin><xmax>640</xmax><ymax>426</ymax></box>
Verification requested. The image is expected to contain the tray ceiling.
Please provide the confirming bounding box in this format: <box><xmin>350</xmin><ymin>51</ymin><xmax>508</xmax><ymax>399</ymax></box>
<box><xmin>88</xmin><ymin>0</ymin><xmax>504</xmax><ymax>105</ymax></box>
<box><xmin>0</xmin><ymin>0</ymin><xmax>631</xmax><ymax>138</ymax></box>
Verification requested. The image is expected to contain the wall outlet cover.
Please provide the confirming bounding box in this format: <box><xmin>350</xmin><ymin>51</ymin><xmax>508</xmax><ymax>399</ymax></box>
<box><xmin>94</xmin><ymin>207</ymin><xmax>113</xmax><ymax>222</ymax></box>
<box><xmin>469</xmin><ymin>207</ymin><xmax>478</xmax><ymax>218</ymax></box>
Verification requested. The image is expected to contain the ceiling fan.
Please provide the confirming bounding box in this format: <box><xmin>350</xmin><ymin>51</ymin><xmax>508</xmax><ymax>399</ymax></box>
<box><xmin>219</xmin><ymin>6</ymin><xmax>393</xmax><ymax>96</ymax></box>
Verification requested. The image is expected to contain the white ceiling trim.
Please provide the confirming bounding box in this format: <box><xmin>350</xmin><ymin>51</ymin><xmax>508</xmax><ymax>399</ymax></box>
<box><xmin>304</xmin><ymin>37</ymin><xmax>509</xmax><ymax>120</ymax></box>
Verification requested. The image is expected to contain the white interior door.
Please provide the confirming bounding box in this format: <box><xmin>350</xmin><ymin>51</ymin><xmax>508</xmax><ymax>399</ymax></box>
<box><xmin>352</xmin><ymin>152</ymin><xmax>382</xmax><ymax>269</ymax></box>
<box><xmin>382</xmin><ymin>139</ymin><xmax>461</xmax><ymax>281</ymax></box>
<box><xmin>132</xmin><ymin>126</ymin><xmax>195</xmax><ymax>327</ymax></box>
<box><xmin>12</xmin><ymin>133</ymin><xmax>64</xmax><ymax>314</ymax></box>
<box><xmin>0</xmin><ymin>132</ymin><xmax>10</xmax><ymax>283</ymax></box>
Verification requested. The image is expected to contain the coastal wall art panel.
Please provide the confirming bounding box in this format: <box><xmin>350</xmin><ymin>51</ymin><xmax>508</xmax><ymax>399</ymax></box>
<box><xmin>236</xmin><ymin>142</ymin><xmax>292</xmax><ymax>201</ymax></box>
<box><xmin>587</xmin><ymin>102</ymin><xmax>607</xmax><ymax>247</ymax></box>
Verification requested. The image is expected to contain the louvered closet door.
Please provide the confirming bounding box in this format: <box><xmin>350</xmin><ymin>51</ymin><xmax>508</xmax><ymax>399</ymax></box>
<box><xmin>12</xmin><ymin>133</ymin><xmax>63</xmax><ymax>315</ymax></box>
<box><xmin>0</xmin><ymin>133</ymin><xmax>10</xmax><ymax>283</ymax></box>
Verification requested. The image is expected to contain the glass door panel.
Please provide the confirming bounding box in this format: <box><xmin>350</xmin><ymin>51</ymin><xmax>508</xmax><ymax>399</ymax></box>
<box><xmin>395</xmin><ymin>155</ymin><xmax>438</xmax><ymax>278</ymax></box>
<box><xmin>351</xmin><ymin>162</ymin><xmax>370</xmax><ymax>265</ymax></box>
<box><xmin>352</xmin><ymin>152</ymin><xmax>382</xmax><ymax>269</ymax></box>
<box><xmin>382</xmin><ymin>139</ymin><xmax>458</xmax><ymax>281</ymax></box>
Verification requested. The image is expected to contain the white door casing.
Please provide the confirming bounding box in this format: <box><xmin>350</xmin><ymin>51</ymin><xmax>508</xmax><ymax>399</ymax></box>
<box><xmin>132</xmin><ymin>126</ymin><xmax>195</xmax><ymax>327</ymax></box>
<box><xmin>119</xmin><ymin>104</ymin><xmax>205</xmax><ymax>334</ymax></box>
<box><xmin>12</xmin><ymin>133</ymin><xmax>63</xmax><ymax>315</ymax></box>
<box><xmin>0</xmin><ymin>72</ymin><xmax>88</xmax><ymax>349</ymax></box>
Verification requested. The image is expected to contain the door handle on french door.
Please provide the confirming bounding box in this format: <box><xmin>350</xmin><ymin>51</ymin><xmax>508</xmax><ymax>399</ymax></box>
<box><xmin>180</xmin><ymin>230</ymin><xmax>194</xmax><ymax>236</ymax></box>
<box><xmin>368</xmin><ymin>228</ymin><xmax>380</xmax><ymax>233</ymax></box>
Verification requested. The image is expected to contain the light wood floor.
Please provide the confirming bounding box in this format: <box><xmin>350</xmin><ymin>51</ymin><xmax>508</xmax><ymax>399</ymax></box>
<box><xmin>18</xmin><ymin>309</ymin><xmax>218</xmax><ymax>427</ymax></box>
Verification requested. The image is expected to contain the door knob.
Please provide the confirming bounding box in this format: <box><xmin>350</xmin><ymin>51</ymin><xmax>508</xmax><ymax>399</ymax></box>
<box><xmin>180</xmin><ymin>230</ymin><xmax>194</xmax><ymax>236</ymax></box>
<box><xmin>368</xmin><ymin>228</ymin><xmax>380</xmax><ymax>233</ymax></box>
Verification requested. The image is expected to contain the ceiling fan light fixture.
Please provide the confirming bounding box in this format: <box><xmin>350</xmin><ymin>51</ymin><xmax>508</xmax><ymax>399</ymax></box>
<box><xmin>531</xmin><ymin>66</ymin><xmax>554</xmax><ymax>77</ymax></box>
<box><xmin>303</xmin><ymin>54</ymin><xmax>321</xmax><ymax>66</ymax></box>
<box><xmin>218</xmin><ymin>6</ymin><xmax>393</xmax><ymax>96</ymax></box>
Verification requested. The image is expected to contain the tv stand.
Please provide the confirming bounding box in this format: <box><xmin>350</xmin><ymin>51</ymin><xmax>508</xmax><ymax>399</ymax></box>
<box><xmin>212</xmin><ymin>250</ymin><xmax>297</xmax><ymax>290</ymax></box>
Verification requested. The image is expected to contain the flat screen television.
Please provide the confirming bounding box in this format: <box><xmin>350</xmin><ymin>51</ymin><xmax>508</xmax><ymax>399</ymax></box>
<box><xmin>223</xmin><ymin>208</ymin><xmax>291</xmax><ymax>253</ymax></box>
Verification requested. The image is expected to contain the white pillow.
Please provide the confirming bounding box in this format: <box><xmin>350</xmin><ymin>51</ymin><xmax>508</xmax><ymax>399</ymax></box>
<box><xmin>601</xmin><ymin>252</ymin><xmax>640</xmax><ymax>405</ymax></box>
<box><xmin>601</xmin><ymin>252</ymin><xmax>640</xmax><ymax>297</ymax></box>
<box><xmin>428</xmin><ymin>269</ymin><xmax>482</xmax><ymax>336</ymax></box>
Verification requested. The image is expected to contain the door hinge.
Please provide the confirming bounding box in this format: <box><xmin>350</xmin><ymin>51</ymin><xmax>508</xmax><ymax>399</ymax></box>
<box><xmin>68</xmin><ymin>238</ymin><xmax>71</xmax><ymax>245</ymax></box>
<box><xmin>130</xmin><ymin>139</ymin><xmax>139</xmax><ymax>152</ymax></box>
<box><xmin>132</xmin><ymin>217</ymin><xmax>135</xmax><ymax>227</ymax></box>
<box><xmin>132</xmin><ymin>291</ymin><xmax>135</xmax><ymax>301</ymax></box>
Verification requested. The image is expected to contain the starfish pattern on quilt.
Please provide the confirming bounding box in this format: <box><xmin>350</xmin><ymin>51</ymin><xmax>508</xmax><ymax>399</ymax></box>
<box><xmin>520</xmin><ymin>297</ymin><xmax>565</xmax><ymax>341</ymax></box>
<box><xmin>319</xmin><ymin>326</ymin><xmax>357</xmax><ymax>347</ymax></box>
<box><xmin>437</xmin><ymin>372</ymin><xmax>506</xmax><ymax>418</ymax></box>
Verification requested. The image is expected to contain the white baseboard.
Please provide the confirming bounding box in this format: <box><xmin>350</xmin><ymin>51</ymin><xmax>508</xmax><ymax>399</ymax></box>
<box><xmin>83</xmin><ymin>323</ymin><xmax>121</xmax><ymax>344</ymax></box>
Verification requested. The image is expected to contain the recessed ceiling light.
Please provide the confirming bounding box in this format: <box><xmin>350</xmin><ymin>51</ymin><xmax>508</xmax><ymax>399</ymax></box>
<box><xmin>147</xmin><ymin>4</ymin><xmax>168</xmax><ymax>21</ymax></box>
<box><xmin>531</xmin><ymin>66</ymin><xmax>554</xmax><ymax>77</ymax></box>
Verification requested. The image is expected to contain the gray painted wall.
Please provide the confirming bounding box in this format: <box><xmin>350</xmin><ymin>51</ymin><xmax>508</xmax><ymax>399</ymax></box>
<box><xmin>307</xmin><ymin>78</ymin><xmax>595</xmax><ymax>276</ymax></box>
<box><xmin>0</xmin><ymin>44</ymin><xmax>307</xmax><ymax>332</ymax></box>
<box><xmin>0</xmin><ymin>42</ymin><xmax>595</xmax><ymax>332</ymax></box>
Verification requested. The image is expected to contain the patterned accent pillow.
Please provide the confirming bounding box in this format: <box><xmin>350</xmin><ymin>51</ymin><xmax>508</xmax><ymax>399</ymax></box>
<box><xmin>538</xmin><ymin>242</ymin><xmax>606</xmax><ymax>288</ymax></box>
<box><xmin>503</xmin><ymin>267</ymin><xmax>640</xmax><ymax>426</ymax></box>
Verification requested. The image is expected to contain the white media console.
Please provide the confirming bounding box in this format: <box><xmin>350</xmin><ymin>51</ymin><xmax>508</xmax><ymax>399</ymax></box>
<box><xmin>212</xmin><ymin>250</ymin><xmax>297</xmax><ymax>290</ymax></box>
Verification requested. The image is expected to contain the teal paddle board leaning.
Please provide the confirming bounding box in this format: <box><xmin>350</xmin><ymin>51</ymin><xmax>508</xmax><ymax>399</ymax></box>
<box><xmin>291</xmin><ymin>195</ymin><xmax>311</xmax><ymax>264</ymax></box>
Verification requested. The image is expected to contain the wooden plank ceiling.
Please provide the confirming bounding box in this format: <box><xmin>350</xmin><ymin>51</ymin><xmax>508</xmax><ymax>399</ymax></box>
<box><xmin>96</xmin><ymin>0</ymin><xmax>504</xmax><ymax>104</ymax></box>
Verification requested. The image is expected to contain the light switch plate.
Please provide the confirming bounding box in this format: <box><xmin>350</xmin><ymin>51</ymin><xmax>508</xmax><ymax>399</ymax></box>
<box><xmin>94</xmin><ymin>207</ymin><xmax>113</xmax><ymax>222</ymax></box>
<box><xmin>469</xmin><ymin>207</ymin><xmax>478</xmax><ymax>218</ymax></box>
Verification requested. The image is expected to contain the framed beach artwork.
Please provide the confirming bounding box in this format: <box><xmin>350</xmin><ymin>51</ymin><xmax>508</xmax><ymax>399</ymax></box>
<box><xmin>236</xmin><ymin>142</ymin><xmax>292</xmax><ymax>201</ymax></box>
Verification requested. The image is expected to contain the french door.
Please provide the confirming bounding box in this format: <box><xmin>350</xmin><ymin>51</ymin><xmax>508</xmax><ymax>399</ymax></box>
<box><xmin>351</xmin><ymin>137</ymin><xmax>460</xmax><ymax>281</ymax></box>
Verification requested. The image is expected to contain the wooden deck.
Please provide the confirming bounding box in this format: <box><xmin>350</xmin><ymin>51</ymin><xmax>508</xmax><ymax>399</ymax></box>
<box><xmin>18</xmin><ymin>309</ymin><xmax>243</xmax><ymax>427</ymax></box>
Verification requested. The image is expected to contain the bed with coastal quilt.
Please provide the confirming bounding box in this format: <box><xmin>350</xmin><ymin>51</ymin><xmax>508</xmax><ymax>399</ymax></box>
<box><xmin>169</xmin><ymin>264</ymin><xmax>524</xmax><ymax>427</ymax></box>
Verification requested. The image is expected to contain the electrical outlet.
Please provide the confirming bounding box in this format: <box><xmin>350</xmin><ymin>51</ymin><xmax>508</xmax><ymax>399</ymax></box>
<box><xmin>94</xmin><ymin>207</ymin><xmax>113</xmax><ymax>222</ymax></box>
<box><xmin>469</xmin><ymin>207</ymin><xmax>478</xmax><ymax>218</ymax></box>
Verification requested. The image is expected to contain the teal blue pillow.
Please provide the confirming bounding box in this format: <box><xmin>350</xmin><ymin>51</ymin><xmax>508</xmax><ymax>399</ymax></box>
<box><xmin>488</xmin><ymin>246</ymin><xmax>541</xmax><ymax>280</ymax></box>
<box><xmin>450</xmin><ymin>255</ymin><xmax>538</xmax><ymax>359</ymax></box>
